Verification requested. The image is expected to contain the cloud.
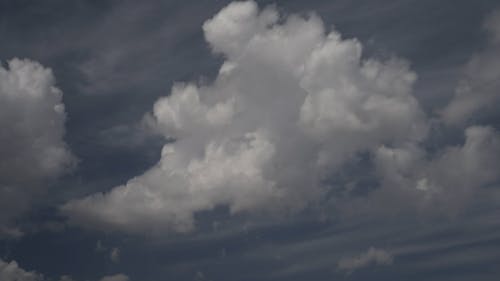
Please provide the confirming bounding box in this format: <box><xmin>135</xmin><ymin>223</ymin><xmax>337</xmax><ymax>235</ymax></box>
<box><xmin>73</xmin><ymin>0</ymin><xmax>212</xmax><ymax>96</ymax></box>
<box><xmin>110</xmin><ymin>247</ymin><xmax>120</xmax><ymax>263</ymax></box>
<box><xmin>96</xmin><ymin>240</ymin><xmax>105</xmax><ymax>252</ymax></box>
<box><xmin>0</xmin><ymin>58</ymin><xmax>74</xmax><ymax>237</ymax></box>
<box><xmin>1</xmin><ymin>258</ymin><xmax>129</xmax><ymax>281</ymax></box>
<box><xmin>58</xmin><ymin>274</ymin><xmax>130</xmax><ymax>281</ymax></box>
<box><xmin>368</xmin><ymin>125</ymin><xmax>500</xmax><ymax>216</ymax></box>
<box><xmin>62</xmin><ymin>0</ymin><xmax>427</xmax><ymax>234</ymax></box>
<box><xmin>60</xmin><ymin>274</ymin><xmax>129</xmax><ymax>281</ymax></box>
<box><xmin>0</xmin><ymin>259</ymin><xmax>43</xmax><ymax>281</ymax></box>
<box><xmin>337</xmin><ymin>247</ymin><xmax>393</xmax><ymax>272</ymax></box>
<box><xmin>99</xmin><ymin>274</ymin><xmax>130</xmax><ymax>281</ymax></box>
<box><xmin>441</xmin><ymin>9</ymin><xmax>500</xmax><ymax>125</ymax></box>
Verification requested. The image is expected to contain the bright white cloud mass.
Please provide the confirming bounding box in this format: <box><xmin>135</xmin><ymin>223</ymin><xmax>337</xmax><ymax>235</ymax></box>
<box><xmin>62</xmin><ymin>1</ymin><xmax>500</xmax><ymax>234</ymax></box>
<box><xmin>0</xmin><ymin>58</ymin><xmax>74</xmax><ymax>237</ymax></box>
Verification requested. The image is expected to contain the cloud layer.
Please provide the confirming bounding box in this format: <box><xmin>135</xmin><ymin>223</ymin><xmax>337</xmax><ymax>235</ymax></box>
<box><xmin>0</xmin><ymin>58</ymin><xmax>74</xmax><ymax>236</ymax></box>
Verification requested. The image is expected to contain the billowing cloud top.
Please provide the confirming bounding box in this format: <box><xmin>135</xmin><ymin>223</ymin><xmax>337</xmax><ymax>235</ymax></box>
<box><xmin>0</xmin><ymin>58</ymin><xmax>74</xmax><ymax>236</ymax></box>
<box><xmin>62</xmin><ymin>1</ymin><xmax>500</xmax><ymax>235</ymax></box>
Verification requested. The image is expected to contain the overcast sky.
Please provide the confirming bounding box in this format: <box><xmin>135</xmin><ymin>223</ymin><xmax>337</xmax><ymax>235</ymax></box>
<box><xmin>1</xmin><ymin>0</ymin><xmax>500</xmax><ymax>280</ymax></box>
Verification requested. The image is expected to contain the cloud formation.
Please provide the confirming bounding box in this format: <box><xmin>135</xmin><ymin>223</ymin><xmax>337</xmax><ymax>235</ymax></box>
<box><xmin>337</xmin><ymin>247</ymin><xmax>393</xmax><ymax>272</ymax></box>
<box><xmin>0</xmin><ymin>259</ymin><xmax>43</xmax><ymax>281</ymax></box>
<box><xmin>62</xmin><ymin>0</ymin><xmax>428</xmax><ymax>234</ymax></box>
<box><xmin>0</xmin><ymin>58</ymin><xmax>74</xmax><ymax>237</ymax></box>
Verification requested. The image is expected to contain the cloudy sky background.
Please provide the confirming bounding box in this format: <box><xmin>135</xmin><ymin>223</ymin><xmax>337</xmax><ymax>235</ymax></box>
<box><xmin>1</xmin><ymin>0</ymin><xmax>500</xmax><ymax>280</ymax></box>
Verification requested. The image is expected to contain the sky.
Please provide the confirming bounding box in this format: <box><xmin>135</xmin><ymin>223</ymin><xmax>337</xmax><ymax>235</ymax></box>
<box><xmin>1</xmin><ymin>0</ymin><xmax>500</xmax><ymax>280</ymax></box>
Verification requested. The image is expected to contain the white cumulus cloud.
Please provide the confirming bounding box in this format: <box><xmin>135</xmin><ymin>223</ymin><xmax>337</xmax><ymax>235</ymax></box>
<box><xmin>62</xmin><ymin>1</ymin><xmax>428</xmax><ymax>234</ymax></box>
<box><xmin>0</xmin><ymin>58</ymin><xmax>74</xmax><ymax>237</ymax></box>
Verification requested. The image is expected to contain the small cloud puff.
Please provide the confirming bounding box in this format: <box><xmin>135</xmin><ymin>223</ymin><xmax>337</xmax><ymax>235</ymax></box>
<box><xmin>337</xmin><ymin>247</ymin><xmax>393</xmax><ymax>273</ymax></box>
